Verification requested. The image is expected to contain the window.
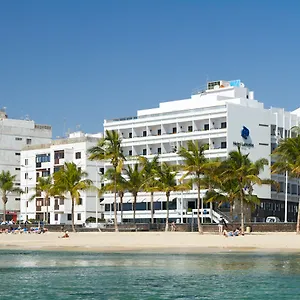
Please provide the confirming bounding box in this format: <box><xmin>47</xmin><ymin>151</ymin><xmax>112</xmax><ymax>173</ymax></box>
<box><xmin>142</xmin><ymin>149</ymin><xmax>147</xmax><ymax>155</ymax></box>
<box><xmin>221</xmin><ymin>122</ymin><xmax>227</xmax><ymax>129</ymax></box>
<box><xmin>15</xmin><ymin>152</ymin><xmax>20</xmax><ymax>156</ymax></box>
<box><xmin>54</xmin><ymin>150</ymin><xmax>64</xmax><ymax>159</ymax></box>
<box><xmin>129</xmin><ymin>132</ymin><xmax>132</xmax><ymax>138</ymax></box>
<box><xmin>188</xmin><ymin>125</ymin><xmax>193</xmax><ymax>132</ymax></box>
<box><xmin>129</xmin><ymin>150</ymin><xmax>132</xmax><ymax>156</ymax></box>
<box><xmin>42</xmin><ymin>170</ymin><xmax>50</xmax><ymax>177</ymax></box>
<box><xmin>15</xmin><ymin>167</ymin><xmax>20</xmax><ymax>171</ymax></box>
<box><xmin>15</xmin><ymin>137</ymin><xmax>22</xmax><ymax>141</ymax></box>
<box><xmin>172</xmin><ymin>127</ymin><xmax>177</xmax><ymax>134</ymax></box>
<box><xmin>36</xmin><ymin>154</ymin><xmax>50</xmax><ymax>163</ymax></box>
<box><xmin>59</xmin><ymin>198</ymin><xmax>64</xmax><ymax>205</ymax></box>
<box><xmin>15</xmin><ymin>183</ymin><xmax>20</xmax><ymax>186</ymax></box>
<box><xmin>15</xmin><ymin>198</ymin><xmax>20</xmax><ymax>201</ymax></box>
<box><xmin>25</xmin><ymin>159</ymin><xmax>28</xmax><ymax>165</ymax></box>
<box><xmin>25</xmin><ymin>173</ymin><xmax>28</xmax><ymax>179</ymax></box>
<box><xmin>78</xmin><ymin>198</ymin><xmax>82</xmax><ymax>205</ymax></box>
<box><xmin>54</xmin><ymin>166</ymin><xmax>62</xmax><ymax>173</ymax></box>
<box><xmin>157</xmin><ymin>129</ymin><xmax>161</xmax><ymax>136</ymax></box>
<box><xmin>26</xmin><ymin>138</ymin><xmax>32</xmax><ymax>145</ymax></box>
<box><xmin>77</xmin><ymin>213</ymin><xmax>81</xmax><ymax>221</ymax></box>
<box><xmin>55</xmin><ymin>214</ymin><xmax>58</xmax><ymax>221</ymax></box>
<box><xmin>99</xmin><ymin>168</ymin><xmax>104</xmax><ymax>174</ymax></box>
<box><xmin>221</xmin><ymin>142</ymin><xmax>227</xmax><ymax>149</ymax></box>
<box><xmin>143</xmin><ymin>131</ymin><xmax>147</xmax><ymax>137</ymax></box>
<box><xmin>158</xmin><ymin>148</ymin><xmax>161</xmax><ymax>154</ymax></box>
<box><xmin>75</xmin><ymin>152</ymin><xmax>81</xmax><ymax>159</ymax></box>
<box><xmin>68</xmin><ymin>214</ymin><xmax>72</xmax><ymax>221</ymax></box>
<box><xmin>204</xmin><ymin>124</ymin><xmax>209</xmax><ymax>131</ymax></box>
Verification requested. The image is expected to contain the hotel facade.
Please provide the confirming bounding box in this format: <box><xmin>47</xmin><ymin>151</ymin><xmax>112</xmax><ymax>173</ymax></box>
<box><xmin>0</xmin><ymin>109</ymin><xmax>52</xmax><ymax>221</ymax></box>
<box><xmin>20</xmin><ymin>132</ymin><xmax>104</xmax><ymax>225</ymax></box>
<box><xmin>102</xmin><ymin>80</ymin><xmax>300</xmax><ymax>223</ymax></box>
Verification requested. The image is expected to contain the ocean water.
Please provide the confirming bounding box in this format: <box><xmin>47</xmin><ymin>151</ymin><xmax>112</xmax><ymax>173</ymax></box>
<box><xmin>0</xmin><ymin>251</ymin><xmax>300</xmax><ymax>299</ymax></box>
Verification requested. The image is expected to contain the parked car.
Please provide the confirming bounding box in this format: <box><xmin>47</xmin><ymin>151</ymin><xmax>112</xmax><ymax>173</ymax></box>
<box><xmin>266</xmin><ymin>216</ymin><xmax>281</xmax><ymax>223</ymax></box>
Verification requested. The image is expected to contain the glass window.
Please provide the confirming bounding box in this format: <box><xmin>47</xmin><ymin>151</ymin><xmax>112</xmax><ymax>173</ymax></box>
<box><xmin>221</xmin><ymin>122</ymin><xmax>227</xmax><ymax>129</ymax></box>
<box><xmin>142</xmin><ymin>149</ymin><xmax>147</xmax><ymax>155</ymax></box>
<box><xmin>172</xmin><ymin>127</ymin><xmax>177</xmax><ymax>134</ymax></box>
<box><xmin>204</xmin><ymin>124</ymin><xmax>209</xmax><ymax>131</ymax></box>
<box><xmin>75</xmin><ymin>152</ymin><xmax>81</xmax><ymax>159</ymax></box>
<box><xmin>221</xmin><ymin>142</ymin><xmax>227</xmax><ymax>149</ymax></box>
<box><xmin>55</xmin><ymin>214</ymin><xmax>58</xmax><ymax>221</ymax></box>
<box><xmin>77</xmin><ymin>213</ymin><xmax>81</xmax><ymax>221</ymax></box>
<box><xmin>67</xmin><ymin>214</ymin><xmax>72</xmax><ymax>221</ymax></box>
<box><xmin>143</xmin><ymin>131</ymin><xmax>147</xmax><ymax>137</ymax></box>
<box><xmin>188</xmin><ymin>125</ymin><xmax>193</xmax><ymax>132</ymax></box>
<box><xmin>157</xmin><ymin>129</ymin><xmax>161</xmax><ymax>136</ymax></box>
<box><xmin>26</xmin><ymin>139</ymin><xmax>32</xmax><ymax>145</ymax></box>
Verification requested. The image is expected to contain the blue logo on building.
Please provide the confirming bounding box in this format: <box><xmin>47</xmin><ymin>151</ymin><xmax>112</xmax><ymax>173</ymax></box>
<box><xmin>241</xmin><ymin>126</ymin><xmax>250</xmax><ymax>139</ymax></box>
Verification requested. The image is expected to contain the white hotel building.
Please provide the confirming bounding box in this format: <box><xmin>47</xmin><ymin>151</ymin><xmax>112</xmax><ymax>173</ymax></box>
<box><xmin>0</xmin><ymin>109</ymin><xmax>52</xmax><ymax>221</ymax></box>
<box><xmin>103</xmin><ymin>80</ymin><xmax>300</xmax><ymax>223</ymax></box>
<box><xmin>20</xmin><ymin>132</ymin><xmax>104</xmax><ymax>225</ymax></box>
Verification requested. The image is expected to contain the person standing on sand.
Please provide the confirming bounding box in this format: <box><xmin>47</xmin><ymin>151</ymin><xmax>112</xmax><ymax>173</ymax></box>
<box><xmin>218</xmin><ymin>217</ymin><xmax>227</xmax><ymax>235</ymax></box>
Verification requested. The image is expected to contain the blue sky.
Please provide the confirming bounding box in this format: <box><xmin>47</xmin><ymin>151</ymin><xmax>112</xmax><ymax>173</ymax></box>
<box><xmin>0</xmin><ymin>1</ymin><xmax>299</xmax><ymax>138</ymax></box>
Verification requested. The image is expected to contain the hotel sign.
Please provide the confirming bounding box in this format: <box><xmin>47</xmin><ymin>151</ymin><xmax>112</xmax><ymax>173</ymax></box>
<box><xmin>233</xmin><ymin>141</ymin><xmax>254</xmax><ymax>148</ymax></box>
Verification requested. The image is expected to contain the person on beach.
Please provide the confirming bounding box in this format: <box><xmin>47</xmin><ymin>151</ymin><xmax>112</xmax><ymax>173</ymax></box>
<box><xmin>218</xmin><ymin>217</ymin><xmax>227</xmax><ymax>234</ymax></box>
<box><xmin>59</xmin><ymin>231</ymin><xmax>69</xmax><ymax>238</ymax></box>
<box><xmin>223</xmin><ymin>229</ymin><xmax>234</xmax><ymax>237</ymax></box>
<box><xmin>171</xmin><ymin>222</ymin><xmax>176</xmax><ymax>231</ymax></box>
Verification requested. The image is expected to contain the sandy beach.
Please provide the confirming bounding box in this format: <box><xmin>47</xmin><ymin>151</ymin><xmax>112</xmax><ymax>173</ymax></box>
<box><xmin>0</xmin><ymin>231</ymin><xmax>300</xmax><ymax>253</ymax></box>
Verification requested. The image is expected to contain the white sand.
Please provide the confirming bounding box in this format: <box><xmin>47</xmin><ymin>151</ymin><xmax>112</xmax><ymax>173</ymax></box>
<box><xmin>0</xmin><ymin>232</ymin><xmax>299</xmax><ymax>253</ymax></box>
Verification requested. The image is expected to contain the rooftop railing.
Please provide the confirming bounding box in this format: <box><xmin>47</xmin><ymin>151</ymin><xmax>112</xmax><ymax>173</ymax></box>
<box><xmin>105</xmin><ymin>105</ymin><xmax>227</xmax><ymax>123</ymax></box>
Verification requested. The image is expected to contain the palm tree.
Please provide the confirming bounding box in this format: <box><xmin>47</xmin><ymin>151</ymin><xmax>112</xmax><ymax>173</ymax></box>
<box><xmin>0</xmin><ymin>171</ymin><xmax>23</xmax><ymax>223</ymax></box>
<box><xmin>157</xmin><ymin>162</ymin><xmax>187</xmax><ymax>231</ymax></box>
<box><xmin>178</xmin><ymin>141</ymin><xmax>214</xmax><ymax>234</ymax></box>
<box><xmin>223</xmin><ymin>146</ymin><xmax>269</xmax><ymax>233</ymax></box>
<box><xmin>101</xmin><ymin>168</ymin><xmax>127</xmax><ymax>223</ymax></box>
<box><xmin>124</xmin><ymin>164</ymin><xmax>144</xmax><ymax>223</ymax></box>
<box><xmin>139</xmin><ymin>155</ymin><xmax>160</xmax><ymax>224</ymax></box>
<box><xmin>30</xmin><ymin>176</ymin><xmax>55</xmax><ymax>224</ymax></box>
<box><xmin>204</xmin><ymin>178</ymin><xmax>240</xmax><ymax>220</ymax></box>
<box><xmin>53</xmin><ymin>162</ymin><xmax>93</xmax><ymax>232</ymax></box>
<box><xmin>271</xmin><ymin>134</ymin><xmax>300</xmax><ymax>233</ymax></box>
<box><xmin>88</xmin><ymin>130</ymin><xmax>125</xmax><ymax>232</ymax></box>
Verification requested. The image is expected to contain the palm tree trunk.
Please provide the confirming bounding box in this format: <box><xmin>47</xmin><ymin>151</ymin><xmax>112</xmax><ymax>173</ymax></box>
<box><xmin>46</xmin><ymin>196</ymin><xmax>49</xmax><ymax>225</ymax></box>
<box><xmin>296</xmin><ymin>199</ymin><xmax>300</xmax><ymax>234</ymax></box>
<box><xmin>240</xmin><ymin>190</ymin><xmax>245</xmax><ymax>234</ymax></box>
<box><xmin>3</xmin><ymin>197</ymin><xmax>6</xmax><ymax>223</ymax></box>
<box><xmin>133</xmin><ymin>195</ymin><xmax>137</xmax><ymax>223</ymax></box>
<box><xmin>165</xmin><ymin>193</ymin><xmax>170</xmax><ymax>232</ymax></box>
<box><xmin>43</xmin><ymin>197</ymin><xmax>46</xmax><ymax>224</ymax></box>
<box><xmin>71</xmin><ymin>198</ymin><xmax>76</xmax><ymax>232</ymax></box>
<box><xmin>120</xmin><ymin>195</ymin><xmax>123</xmax><ymax>224</ymax></box>
<box><xmin>197</xmin><ymin>185</ymin><xmax>203</xmax><ymax>234</ymax></box>
<box><xmin>150</xmin><ymin>192</ymin><xmax>154</xmax><ymax>224</ymax></box>
<box><xmin>113</xmin><ymin>173</ymin><xmax>118</xmax><ymax>232</ymax></box>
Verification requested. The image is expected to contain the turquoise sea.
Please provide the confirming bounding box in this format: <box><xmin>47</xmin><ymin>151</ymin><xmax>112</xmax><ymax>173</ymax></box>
<box><xmin>1</xmin><ymin>250</ymin><xmax>300</xmax><ymax>299</ymax></box>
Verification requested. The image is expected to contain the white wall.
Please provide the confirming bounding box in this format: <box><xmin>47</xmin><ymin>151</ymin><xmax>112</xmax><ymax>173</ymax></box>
<box><xmin>227</xmin><ymin>103</ymin><xmax>272</xmax><ymax>199</ymax></box>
